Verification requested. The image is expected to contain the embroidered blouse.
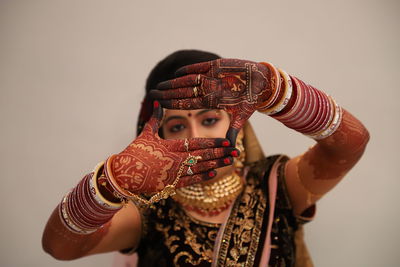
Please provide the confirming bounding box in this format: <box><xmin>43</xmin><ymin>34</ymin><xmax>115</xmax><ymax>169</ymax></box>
<box><xmin>135</xmin><ymin>155</ymin><xmax>306</xmax><ymax>266</ymax></box>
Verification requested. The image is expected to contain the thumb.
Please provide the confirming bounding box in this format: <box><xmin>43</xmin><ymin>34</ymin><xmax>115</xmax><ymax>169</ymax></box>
<box><xmin>226</xmin><ymin>109</ymin><xmax>253</xmax><ymax>145</ymax></box>
<box><xmin>145</xmin><ymin>101</ymin><xmax>164</xmax><ymax>134</ymax></box>
<box><xmin>226</xmin><ymin>115</ymin><xmax>245</xmax><ymax>145</ymax></box>
<box><xmin>226</xmin><ymin>127</ymin><xmax>240</xmax><ymax>146</ymax></box>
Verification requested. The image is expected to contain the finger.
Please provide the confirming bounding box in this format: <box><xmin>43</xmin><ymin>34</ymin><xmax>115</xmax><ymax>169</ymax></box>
<box><xmin>189</xmin><ymin>147</ymin><xmax>240</xmax><ymax>161</ymax></box>
<box><xmin>165</xmin><ymin>138</ymin><xmax>231</xmax><ymax>151</ymax></box>
<box><xmin>175</xmin><ymin>61</ymin><xmax>212</xmax><ymax>77</ymax></box>
<box><xmin>226</xmin><ymin>127</ymin><xmax>240</xmax><ymax>147</ymax></box>
<box><xmin>158</xmin><ymin>98</ymin><xmax>206</xmax><ymax>110</ymax></box>
<box><xmin>157</xmin><ymin>74</ymin><xmax>202</xmax><ymax>90</ymax></box>
<box><xmin>149</xmin><ymin>87</ymin><xmax>197</xmax><ymax>100</ymax></box>
<box><xmin>225</xmin><ymin>109</ymin><xmax>254</xmax><ymax>144</ymax></box>
<box><xmin>187</xmin><ymin>157</ymin><xmax>233</xmax><ymax>174</ymax></box>
<box><xmin>154</xmin><ymin>77</ymin><xmax>219</xmax><ymax>101</ymax></box>
<box><xmin>176</xmin><ymin>170</ymin><xmax>217</xmax><ymax>188</ymax></box>
<box><xmin>144</xmin><ymin>101</ymin><xmax>163</xmax><ymax>134</ymax></box>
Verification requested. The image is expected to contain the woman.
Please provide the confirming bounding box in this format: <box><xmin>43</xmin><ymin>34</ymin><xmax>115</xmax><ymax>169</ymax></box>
<box><xmin>42</xmin><ymin>50</ymin><xmax>369</xmax><ymax>266</ymax></box>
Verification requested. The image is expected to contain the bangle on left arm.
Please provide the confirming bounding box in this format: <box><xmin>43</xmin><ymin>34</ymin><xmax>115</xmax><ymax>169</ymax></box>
<box><xmin>258</xmin><ymin>67</ymin><xmax>343</xmax><ymax>140</ymax></box>
<box><xmin>58</xmin><ymin>162</ymin><xmax>123</xmax><ymax>235</ymax></box>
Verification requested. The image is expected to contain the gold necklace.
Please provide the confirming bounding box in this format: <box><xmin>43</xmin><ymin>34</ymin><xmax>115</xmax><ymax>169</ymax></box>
<box><xmin>173</xmin><ymin>172</ymin><xmax>243</xmax><ymax>216</ymax></box>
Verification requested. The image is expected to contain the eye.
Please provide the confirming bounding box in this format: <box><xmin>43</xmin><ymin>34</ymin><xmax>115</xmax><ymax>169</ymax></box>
<box><xmin>202</xmin><ymin>117</ymin><xmax>219</xmax><ymax>126</ymax></box>
<box><xmin>169</xmin><ymin>123</ymin><xmax>186</xmax><ymax>133</ymax></box>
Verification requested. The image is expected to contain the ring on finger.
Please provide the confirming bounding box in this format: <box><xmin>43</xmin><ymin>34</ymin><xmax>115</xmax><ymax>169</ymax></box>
<box><xmin>184</xmin><ymin>138</ymin><xmax>189</xmax><ymax>152</ymax></box>
<box><xmin>196</xmin><ymin>74</ymin><xmax>201</xmax><ymax>85</ymax></box>
<box><xmin>193</xmin><ymin>86</ymin><xmax>198</xmax><ymax>97</ymax></box>
<box><xmin>184</xmin><ymin>154</ymin><xmax>202</xmax><ymax>166</ymax></box>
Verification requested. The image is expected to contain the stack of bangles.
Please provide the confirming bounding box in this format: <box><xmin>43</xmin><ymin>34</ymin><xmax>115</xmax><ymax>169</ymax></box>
<box><xmin>59</xmin><ymin>153</ymin><xmax>198</xmax><ymax>234</ymax></box>
<box><xmin>58</xmin><ymin>162</ymin><xmax>123</xmax><ymax>235</ymax></box>
<box><xmin>257</xmin><ymin>62</ymin><xmax>342</xmax><ymax>140</ymax></box>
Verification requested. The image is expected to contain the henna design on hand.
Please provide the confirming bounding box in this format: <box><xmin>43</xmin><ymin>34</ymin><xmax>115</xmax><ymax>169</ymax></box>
<box><xmin>151</xmin><ymin>59</ymin><xmax>279</xmax><ymax>143</ymax></box>
<box><xmin>108</xmin><ymin>102</ymin><xmax>237</xmax><ymax>194</ymax></box>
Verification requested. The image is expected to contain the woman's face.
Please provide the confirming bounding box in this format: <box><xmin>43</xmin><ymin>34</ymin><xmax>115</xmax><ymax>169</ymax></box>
<box><xmin>161</xmin><ymin>108</ymin><xmax>235</xmax><ymax>180</ymax></box>
<box><xmin>162</xmin><ymin>109</ymin><xmax>230</xmax><ymax>140</ymax></box>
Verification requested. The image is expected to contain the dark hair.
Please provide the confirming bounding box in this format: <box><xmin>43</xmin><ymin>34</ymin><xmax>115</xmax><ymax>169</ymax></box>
<box><xmin>137</xmin><ymin>49</ymin><xmax>221</xmax><ymax>136</ymax></box>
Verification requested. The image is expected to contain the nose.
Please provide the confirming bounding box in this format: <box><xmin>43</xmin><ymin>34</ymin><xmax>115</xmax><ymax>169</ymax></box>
<box><xmin>188</xmin><ymin>124</ymin><xmax>201</xmax><ymax>138</ymax></box>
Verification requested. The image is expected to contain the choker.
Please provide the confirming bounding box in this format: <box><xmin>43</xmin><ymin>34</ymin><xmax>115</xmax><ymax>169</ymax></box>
<box><xmin>173</xmin><ymin>172</ymin><xmax>244</xmax><ymax>216</ymax></box>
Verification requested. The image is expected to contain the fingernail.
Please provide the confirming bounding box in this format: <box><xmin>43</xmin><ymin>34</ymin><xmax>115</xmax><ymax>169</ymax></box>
<box><xmin>153</xmin><ymin>101</ymin><xmax>159</xmax><ymax>108</ymax></box>
<box><xmin>224</xmin><ymin>158</ymin><xmax>231</xmax><ymax>164</ymax></box>
<box><xmin>231</xmin><ymin>150</ymin><xmax>239</xmax><ymax>157</ymax></box>
<box><xmin>222</xmin><ymin>140</ymin><xmax>230</xmax><ymax>147</ymax></box>
<box><xmin>208</xmin><ymin>171</ymin><xmax>216</xmax><ymax>178</ymax></box>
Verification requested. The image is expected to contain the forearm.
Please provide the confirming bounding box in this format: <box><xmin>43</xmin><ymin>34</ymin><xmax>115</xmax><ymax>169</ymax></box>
<box><xmin>42</xmin><ymin>164</ymin><xmax>127</xmax><ymax>260</ymax></box>
<box><xmin>297</xmin><ymin>109</ymin><xmax>369</xmax><ymax>194</ymax></box>
<box><xmin>42</xmin><ymin>205</ymin><xmax>112</xmax><ymax>260</ymax></box>
<box><xmin>257</xmin><ymin>68</ymin><xmax>369</xmax><ymax>213</ymax></box>
<box><xmin>258</xmin><ymin>66</ymin><xmax>369</xmax><ymax>165</ymax></box>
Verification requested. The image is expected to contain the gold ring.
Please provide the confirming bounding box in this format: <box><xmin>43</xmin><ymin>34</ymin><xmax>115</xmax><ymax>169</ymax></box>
<box><xmin>184</xmin><ymin>138</ymin><xmax>189</xmax><ymax>152</ymax></box>
<box><xmin>184</xmin><ymin>154</ymin><xmax>202</xmax><ymax>166</ymax></box>
<box><xmin>196</xmin><ymin>74</ymin><xmax>201</xmax><ymax>85</ymax></box>
<box><xmin>193</xmin><ymin>86</ymin><xmax>198</xmax><ymax>97</ymax></box>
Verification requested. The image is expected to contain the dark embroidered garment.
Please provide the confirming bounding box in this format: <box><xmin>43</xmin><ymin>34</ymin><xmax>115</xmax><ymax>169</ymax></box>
<box><xmin>136</xmin><ymin>155</ymin><xmax>298</xmax><ymax>266</ymax></box>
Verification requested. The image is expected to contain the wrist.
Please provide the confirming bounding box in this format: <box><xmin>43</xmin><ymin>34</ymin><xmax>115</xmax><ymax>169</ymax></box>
<box><xmin>259</xmin><ymin>71</ymin><xmax>343</xmax><ymax>140</ymax></box>
<box><xmin>58</xmin><ymin>162</ymin><xmax>123</xmax><ymax>235</ymax></box>
<box><xmin>257</xmin><ymin>67</ymin><xmax>293</xmax><ymax>115</ymax></box>
<box><xmin>94</xmin><ymin>162</ymin><xmax>123</xmax><ymax>204</ymax></box>
<box><xmin>256</xmin><ymin>62</ymin><xmax>283</xmax><ymax>112</ymax></box>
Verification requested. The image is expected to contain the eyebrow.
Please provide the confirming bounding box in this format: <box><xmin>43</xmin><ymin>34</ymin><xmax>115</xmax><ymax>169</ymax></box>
<box><xmin>164</xmin><ymin>110</ymin><xmax>216</xmax><ymax>124</ymax></box>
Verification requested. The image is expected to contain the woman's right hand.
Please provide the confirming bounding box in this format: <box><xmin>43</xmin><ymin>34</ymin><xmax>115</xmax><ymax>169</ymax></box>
<box><xmin>105</xmin><ymin>101</ymin><xmax>238</xmax><ymax>195</ymax></box>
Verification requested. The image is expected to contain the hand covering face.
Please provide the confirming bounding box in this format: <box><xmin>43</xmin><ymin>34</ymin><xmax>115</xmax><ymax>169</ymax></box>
<box><xmin>106</xmin><ymin>102</ymin><xmax>238</xmax><ymax>195</ymax></box>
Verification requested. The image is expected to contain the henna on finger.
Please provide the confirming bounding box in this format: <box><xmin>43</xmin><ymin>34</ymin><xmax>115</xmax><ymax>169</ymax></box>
<box><xmin>185</xmin><ymin>156</ymin><xmax>234</xmax><ymax>174</ymax></box>
<box><xmin>149</xmin><ymin>87</ymin><xmax>198</xmax><ymax>100</ymax></box>
<box><xmin>175</xmin><ymin>61</ymin><xmax>212</xmax><ymax>77</ymax></box>
<box><xmin>163</xmin><ymin>137</ymin><xmax>230</xmax><ymax>152</ymax></box>
<box><xmin>176</xmin><ymin>170</ymin><xmax>217</xmax><ymax>188</ymax></box>
<box><xmin>158</xmin><ymin>97</ymin><xmax>209</xmax><ymax>110</ymax></box>
<box><xmin>157</xmin><ymin>74</ymin><xmax>202</xmax><ymax>90</ymax></box>
<box><xmin>189</xmin><ymin>147</ymin><xmax>239</xmax><ymax>161</ymax></box>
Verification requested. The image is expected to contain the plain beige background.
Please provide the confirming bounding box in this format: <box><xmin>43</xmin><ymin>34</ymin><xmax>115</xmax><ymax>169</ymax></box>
<box><xmin>1</xmin><ymin>0</ymin><xmax>399</xmax><ymax>266</ymax></box>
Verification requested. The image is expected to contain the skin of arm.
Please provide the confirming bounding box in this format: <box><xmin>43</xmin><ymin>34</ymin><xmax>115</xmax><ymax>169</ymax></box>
<box><xmin>284</xmin><ymin>109</ymin><xmax>370</xmax><ymax>216</ymax></box>
<box><xmin>42</xmin><ymin>201</ymin><xmax>141</xmax><ymax>260</ymax></box>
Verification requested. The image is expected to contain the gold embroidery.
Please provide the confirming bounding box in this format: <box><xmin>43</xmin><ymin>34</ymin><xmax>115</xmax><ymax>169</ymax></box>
<box><xmin>216</xmin><ymin>173</ymin><xmax>267</xmax><ymax>267</ymax></box>
<box><xmin>140</xmin><ymin>156</ymin><xmax>297</xmax><ymax>266</ymax></box>
<box><xmin>154</xmin><ymin>200</ymin><xmax>218</xmax><ymax>265</ymax></box>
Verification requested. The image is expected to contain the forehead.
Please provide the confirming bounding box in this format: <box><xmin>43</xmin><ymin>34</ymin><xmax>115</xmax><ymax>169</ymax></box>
<box><xmin>164</xmin><ymin>109</ymin><xmax>201</xmax><ymax>117</ymax></box>
<box><xmin>163</xmin><ymin>109</ymin><xmax>229</xmax><ymax>118</ymax></box>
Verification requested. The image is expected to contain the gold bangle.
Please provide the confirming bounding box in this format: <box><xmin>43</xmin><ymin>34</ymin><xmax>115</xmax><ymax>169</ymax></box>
<box><xmin>91</xmin><ymin>162</ymin><xmax>123</xmax><ymax>209</ymax></box>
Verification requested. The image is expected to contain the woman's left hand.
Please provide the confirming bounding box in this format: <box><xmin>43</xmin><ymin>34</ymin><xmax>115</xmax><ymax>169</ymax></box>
<box><xmin>150</xmin><ymin>58</ymin><xmax>280</xmax><ymax>143</ymax></box>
